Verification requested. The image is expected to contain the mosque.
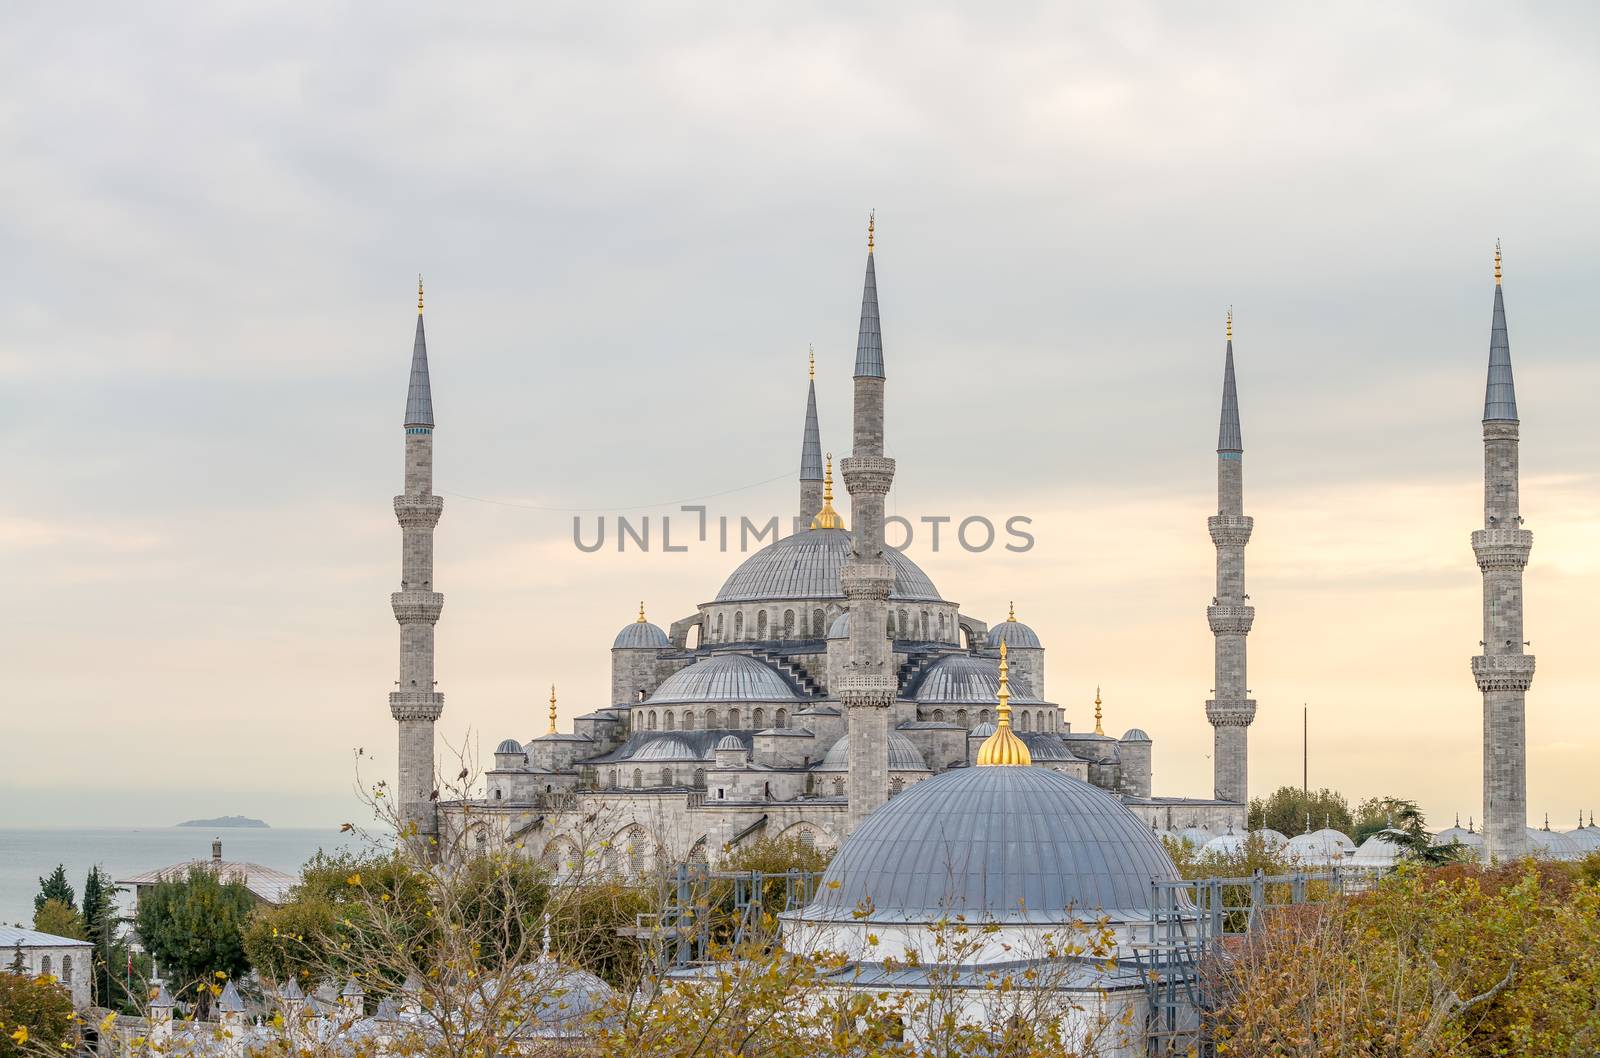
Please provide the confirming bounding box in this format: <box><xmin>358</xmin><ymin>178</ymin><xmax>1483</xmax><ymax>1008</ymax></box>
<box><xmin>388</xmin><ymin>217</ymin><xmax>1255</xmax><ymax>871</ymax></box>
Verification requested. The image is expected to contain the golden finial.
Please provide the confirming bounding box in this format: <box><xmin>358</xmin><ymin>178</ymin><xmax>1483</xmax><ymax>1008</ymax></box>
<box><xmin>417</xmin><ymin>274</ymin><xmax>424</xmax><ymax>315</ymax></box>
<box><xmin>811</xmin><ymin>453</ymin><xmax>844</xmax><ymax>529</ymax></box>
<box><xmin>1494</xmin><ymin>239</ymin><xmax>1502</xmax><ymax>285</ymax></box>
<box><xmin>867</xmin><ymin>210</ymin><xmax>875</xmax><ymax>253</ymax></box>
<box><xmin>548</xmin><ymin>685</ymin><xmax>558</xmax><ymax>734</ymax></box>
<box><xmin>637</xmin><ymin>601</ymin><xmax>647</xmax><ymax>624</ymax></box>
<box><xmin>976</xmin><ymin>641</ymin><xmax>1032</xmax><ymax>766</ymax></box>
<box><xmin>808</xmin><ymin>344</ymin><xmax>815</xmax><ymax>381</ymax></box>
<box><xmin>1226</xmin><ymin>306</ymin><xmax>1232</xmax><ymax>342</ymax></box>
<box><xmin>1007</xmin><ymin>601</ymin><xmax>1016</xmax><ymax>622</ymax></box>
<box><xmin>1094</xmin><ymin>686</ymin><xmax>1104</xmax><ymax>736</ymax></box>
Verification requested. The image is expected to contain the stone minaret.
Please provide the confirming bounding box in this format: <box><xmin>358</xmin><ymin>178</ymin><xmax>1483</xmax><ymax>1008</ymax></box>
<box><xmin>1474</xmin><ymin>243</ymin><xmax>1533</xmax><ymax>862</ymax></box>
<box><xmin>1205</xmin><ymin>311</ymin><xmax>1256</xmax><ymax>804</ymax></box>
<box><xmin>390</xmin><ymin>277</ymin><xmax>445</xmax><ymax>843</ymax></box>
<box><xmin>840</xmin><ymin>214</ymin><xmax>896</xmax><ymax>834</ymax></box>
<box><xmin>799</xmin><ymin>347</ymin><xmax>824</xmax><ymax>528</ymax></box>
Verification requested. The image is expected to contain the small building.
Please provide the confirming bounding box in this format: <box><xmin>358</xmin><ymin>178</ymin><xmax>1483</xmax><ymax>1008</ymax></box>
<box><xmin>117</xmin><ymin>838</ymin><xmax>297</xmax><ymax>907</ymax></box>
<box><xmin>0</xmin><ymin>926</ymin><xmax>93</xmax><ymax>1007</ymax></box>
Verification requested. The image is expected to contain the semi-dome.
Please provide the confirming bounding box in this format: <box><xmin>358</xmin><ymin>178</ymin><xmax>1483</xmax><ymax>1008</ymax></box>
<box><xmin>968</xmin><ymin>721</ymin><xmax>997</xmax><ymax>739</ymax></box>
<box><xmin>495</xmin><ymin>738</ymin><xmax>525</xmax><ymax>755</ymax></box>
<box><xmin>647</xmin><ymin>654</ymin><xmax>799</xmax><ymax>704</ymax></box>
<box><xmin>714</xmin><ymin>528</ymin><xmax>942</xmax><ymax>604</ymax></box>
<box><xmin>800</xmin><ymin>766</ymin><xmax>1179</xmax><ymax>923</ymax></box>
<box><xmin>630</xmin><ymin>736</ymin><xmax>701</xmax><ymax>762</ymax></box>
<box><xmin>827</xmin><ymin>612</ymin><xmax>851</xmax><ymax>638</ymax></box>
<box><xmin>986</xmin><ymin>618</ymin><xmax>1041</xmax><ymax>650</ymax></box>
<box><xmin>613</xmin><ymin>619</ymin><xmax>670</xmax><ymax>649</ymax></box>
<box><xmin>815</xmin><ymin>732</ymin><xmax>929</xmax><ymax>773</ymax></box>
<box><xmin>911</xmin><ymin>654</ymin><xmax>1044</xmax><ymax>705</ymax></box>
<box><xmin>1018</xmin><ymin>733</ymin><xmax>1073</xmax><ymax>761</ymax></box>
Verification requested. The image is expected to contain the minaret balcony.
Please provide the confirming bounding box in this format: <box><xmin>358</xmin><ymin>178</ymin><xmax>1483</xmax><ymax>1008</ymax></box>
<box><xmin>1207</xmin><ymin>515</ymin><xmax>1254</xmax><ymax>548</ymax></box>
<box><xmin>834</xmin><ymin>673</ymin><xmax>896</xmax><ymax>707</ymax></box>
<box><xmin>394</xmin><ymin>494</ymin><xmax>445</xmax><ymax>530</ymax></box>
<box><xmin>1471</xmin><ymin>654</ymin><xmax>1535</xmax><ymax>693</ymax></box>
<box><xmin>392</xmin><ymin>591</ymin><xmax>445</xmax><ymax>623</ymax></box>
<box><xmin>389</xmin><ymin>690</ymin><xmax>445</xmax><ymax>721</ymax></box>
<box><xmin>839</xmin><ymin>564</ymin><xmax>893</xmax><ymax>600</ymax></box>
<box><xmin>1206</xmin><ymin>605</ymin><xmax>1255</xmax><ymax>635</ymax></box>
<box><xmin>1205</xmin><ymin>699</ymin><xmax>1256</xmax><ymax>727</ymax></box>
<box><xmin>1471</xmin><ymin>528</ymin><xmax>1533</xmax><ymax>571</ymax></box>
<box><xmin>839</xmin><ymin>455</ymin><xmax>896</xmax><ymax>496</ymax></box>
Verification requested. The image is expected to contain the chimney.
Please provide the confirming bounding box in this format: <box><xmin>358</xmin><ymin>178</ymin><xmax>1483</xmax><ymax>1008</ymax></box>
<box><xmin>212</xmin><ymin>838</ymin><xmax>223</xmax><ymax>863</ymax></box>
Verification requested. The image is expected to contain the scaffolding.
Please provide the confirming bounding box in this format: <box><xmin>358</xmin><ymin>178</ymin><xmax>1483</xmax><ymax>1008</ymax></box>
<box><xmin>622</xmin><ymin>865</ymin><xmax>825</xmax><ymax>970</ymax></box>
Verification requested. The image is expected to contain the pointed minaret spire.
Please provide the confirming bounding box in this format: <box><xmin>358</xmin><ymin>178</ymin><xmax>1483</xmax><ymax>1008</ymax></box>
<box><xmin>548</xmin><ymin>685</ymin><xmax>558</xmax><ymax>735</ymax></box>
<box><xmin>799</xmin><ymin>346</ymin><xmax>824</xmax><ymax>527</ymax></box>
<box><xmin>406</xmin><ymin>275</ymin><xmax>435</xmax><ymax>429</ymax></box>
<box><xmin>1218</xmin><ymin>308</ymin><xmax>1242</xmax><ymax>453</ymax></box>
<box><xmin>1473</xmin><ymin>241</ymin><xmax>1534</xmax><ymax>862</ymax></box>
<box><xmin>854</xmin><ymin>213</ymin><xmax>883</xmax><ymax>379</ymax></box>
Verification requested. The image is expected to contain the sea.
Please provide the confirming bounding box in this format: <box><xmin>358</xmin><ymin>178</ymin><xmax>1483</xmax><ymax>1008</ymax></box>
<box><xmin>0</xmin><ymin>827</ymin><xmax>359</xmax><ymax>926</ymax></box>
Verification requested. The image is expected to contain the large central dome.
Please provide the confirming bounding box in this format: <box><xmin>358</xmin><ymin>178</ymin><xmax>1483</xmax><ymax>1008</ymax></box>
<box><xmin>714</xmin><ymin>528</ymin><xmax>942</xmax><ymax>604</ymax></box>
<box><xmin>800</xmin><ymin>766</ymin><xmax>1178</xmax><ymax>923</ymax></box>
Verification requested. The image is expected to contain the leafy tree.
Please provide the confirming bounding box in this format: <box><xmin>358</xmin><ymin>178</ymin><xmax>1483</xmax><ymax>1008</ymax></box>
<box><xmin>32</xmin><ymin>867</ymin><xmax>74</xmax><ymax>917</ymax></box>
<box><xmin>1247</xmin><ymin>785</ymin><xmax>1353</xmax><ymax>837</ymax></box>
<box><xmin>0</xmin><ymin>972</ymin><xmax>77</xmax><ymax>1058</ymax></box>
<box><xmin>30</xmin><ymin>900</ymin><xmax>85</xmax><ymax>941</ymax></box>
<box><xmin>134</xmin><ymin>867</ymin><xmax>253</xmax><ymax>1016</ymax></box>
<box><xmin>80</xmin><ymin>867</ymin><xmax>142</xmax><ymax>1012</ymax></box>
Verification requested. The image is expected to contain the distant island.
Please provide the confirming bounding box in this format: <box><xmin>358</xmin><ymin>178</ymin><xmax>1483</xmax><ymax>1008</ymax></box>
<box><xmin>177</xmin><ymin>816</ymin><xmax>269</xmax><ymax>828</ymax></box>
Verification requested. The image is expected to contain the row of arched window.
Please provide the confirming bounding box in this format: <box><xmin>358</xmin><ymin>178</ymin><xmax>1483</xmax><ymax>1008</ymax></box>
<box><xmin>607</xmin><ymin>767</ymin><xmax>709</xmax><ymax>790</ymax></box>
<box><xmin>923</xmin><ymin>707</ymin><xmax>1058</xmax><ymax>731</ymax></box>
<box><xmin>36</xmin><ymin>955</ymin><xmax>70</xmax><ymax>982</ymax></box>
<box><xmin>637</xmin><ymin>706</ymin><xmax>788</xmax><ymax>731</ymax></box>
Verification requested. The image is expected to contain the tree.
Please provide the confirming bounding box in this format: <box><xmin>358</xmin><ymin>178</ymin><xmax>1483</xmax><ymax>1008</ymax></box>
<box><xmin>0</xmin><ymin>972</ymin><xmax>77</xmax><ymax>1058</ymax></box>
<box><xmin>30</xmin><ymin>900</ymin><xmax>85</xmax><ymax>941</ymax></box>
<box><xmin>1247</xmin><ymin>785</ymin><xmax>1353</xmax><ymax>837</ymax></box>
<box><xmin>134</xmin><ymin>867</ymin><xmax>254</xmax><ymax>1016</ymax></box>
<box><xmin>80</xmin><ymin>867</ymin><xmax>141</xmax><ymax>1012</ymax></box>
<box><xmin>32</xmin><ymin>867</ymin><xmax>74</xmax><ymax>917</ymax></box>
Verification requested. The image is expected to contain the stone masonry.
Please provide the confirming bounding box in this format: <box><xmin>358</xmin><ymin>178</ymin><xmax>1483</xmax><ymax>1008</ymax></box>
<box><xmin>1475</xmin><ymin>250</ymin><xmax>1532</xmax><ymax>862</ymax></box>
<box><xmin>1205</xmin><ymin>318</ymin><xmax>1255</xmax><ymax>805</ymax></box>
<box><xmin>391</xmin><ymin>282</ymin><xmax>445</xmax><ymax>843</ymax></box>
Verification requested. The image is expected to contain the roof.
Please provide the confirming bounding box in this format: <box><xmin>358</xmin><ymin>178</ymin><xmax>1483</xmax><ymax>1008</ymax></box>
<box><xmin>1120</xmin><ymin>728</ymin><xmax>1151</xmax><ymax>742</ymax></box>
<box><xmin>799</xmin><ymin>767</ymin><xmax>1178</xmax><ymax>923</ymax></box>
<box><xmin>854</xmin><ymin>248</ymin><xmax>883</xmax><ymax>379</ymax></box>
<box><xmin>814</xmin><ymin>731</ymin><xmax>929</xmax><ymax>773</ymax></box>
<box><xmin>0</xmin><ymin>926</ymin><xmax>92</xmax><ymax>949</ymax></box>
<box><xmin>495</xmin><ymin>738</ymin><xmax>525</xmax><ymax>754</ymax></box>
<box><xmin>986</xmin><ymin>620</ymin><xmax>1041</xmax><ymax>649</ymax></box>
<box><xmin>800</xmin><ymin>377</ymin><xmax>823</xmax><ymax>481</ymax></box>
<box><xmin>1218</xmin><ymin>339</ymin><xmax>1242</xmax><ymax>452</ymax></box>
<box><xmin>1484</xmin><ymin>283</ymin><xmax>1518</xmax><ymax>421</ymax></box>
<box><xmin>715</xmin><ymin>529</ymin><xmax>942</xmax><ymax>604</ymax></box>
<box><xmin>613</xmin><ymin>620</ymin><xmax>670</xmax><ymax>649</ymax></box>
<box><xmin>647</xmin><ymin>653</ymin><xmax>799</xmax><ymax>704</ymax></box>
<box><xmin>117</xmin><ymin>857</ymin><xmax>298</xmax><ymax>905</ymax></box>
<box><xmin>405</xmin><ymin>314</ymin><xmax>434</xmax><ymax>428</ymax></box>
<box><xmin>909</xmin><ymin>654</ymin><xmax>1045</xmax><ymax>705</ymax></box>
<box><xmin>217</xmin><ymin>981</ymin><xmax>246</xmax><ymax>1013</ymax></box>
<box><xmin>585</xmin><ymin>730</ymin><xmax>750</xmax><ymax>765</ymax></box>
<box><xmin>716</xmin><ymin>735</ymin><xmax>746</xmax><ymax>752</ymax></box>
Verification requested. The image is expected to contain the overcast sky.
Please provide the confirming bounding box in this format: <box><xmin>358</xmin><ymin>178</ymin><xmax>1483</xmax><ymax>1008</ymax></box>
<box><xmin>4</xmin><ymin>3</ymin><xmax>1599</xmax><ymax>830</ymax></box>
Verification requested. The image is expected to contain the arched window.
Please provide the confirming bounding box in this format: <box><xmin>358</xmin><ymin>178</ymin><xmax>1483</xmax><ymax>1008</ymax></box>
<box><xmin>60</xmin><ymin>956</ymin><xmax>70</xmax><ymax>984</ymax></box>
<box><xmin>890</xmin><ymin>776</ymin><xmax>904</xmax><ymax>795</ymax></box>
<box><xmin>734</xmin><ymin>612</ymin><xmax>743</xmax><ymax>639</ymax></box>
<box><xmin>832</xmin><ymin>777</ymin><xmax>845</xmax><ymax>795</ymax></box>
<box><xmin>660</xmin><ymin>767</ymin><xmax>673</xmax><ymax>786</ymax></box>
<box><xmin>685</xmin><ymin>623</ymin><xmax>700</xmax><ymax>649</ymax></box>
<box><xmin>899</xmin><ymin>609</ymin><xmax>909</xmax><ymax>637</ymax></box>
<box><xmin>682</xmin><ymin>710</ymin><xmax>695</xmax><ymax>730</ymax></box>
<box><xmin>921</xmin><ymin>610</ymin><xmax>930</xmax><ymax>639</ymax></box>
<box><xmin>693</xmin><ymin>768</ymin><xmax>706</xmax><ymax>789</ymax></box>
<box><xmin>715</xmin><ymin>613</ymin><xmax>724</xmax><ymax>640</ymax></box>
<box><xmin>1019</xmin><ymin>711</ymin><xmax>1031</xmax><ymax>732</ymax></box>
<box><xmin>799</xmin><ymin>829</ymin><xmax>816</xmax><ymax>848</ymax></box>
<box><xmin>932</xmin><ymin>708</ymin><xmax>945</xmax><ymax>722</ymax></box>
<box><xmin>757</xmin><ymin>610</ymin><xmax>768</xmax><ymax>639</ymax></box>
<box><xmin>886</xmin><ymin>611</ymin><xmax>895</xmax><ymax>637</ymax></box>
<box><xmin>813</xmin><ymin>609</ymin><xmax>825</xmax><ymax>636</ymax></box>
<box><xmin>647</xmin><ymin>710</ymin><xmax>658</xmax><ymax>730</ymax></box>
<box><xmin>938</xmin><ymin>612</ymin><xmax>947</xmax><ymax>639</ymax></box>
<box><xmin>705</xmin><ymin>708</ymin><xmax>719</xmax><ymax>729</ymax></box>
<box><xmin>775</xmin><ymin>708</ymin><xmax>787</xmax><ymax>729</ymax></box>
<box><xmin>783</xmin><ymin>609</ymin><xmax>794</xmax><ymax>638</ymax></box>
<box><xmin>629</xmin><ymin>838</ymin><xmax>646</xmax><ymax>875</ymax></box>
<box><xmin>40</xmin><ymin>956</ymin><xmax>50</xmax><ymax>977</ymax></box>
<box><xmin>633</xmin><ymin>768</ymin><xmax>643</xmax><ymax>788</ymax></box>
<box><xmin>663</xmin><ymin>710</ymin><xmax>675</xmax><ymax>731</ymax></box>
<box><xmin>957</xmin><ymin>709</ymin><xmax>969</xmax><ymax>728</ymax></box>
<box><xmin>979</xmin><ymin>709</ymin><xmax>991</xmax><ymax>724</ymax></box>
<box><xmin>752</xmin><ymin>707</ymin><xmax>765</xmax><ymax>729</ymax></box>
<box><xmin>608</xmin><ymin>769</ymin><xmax>617</xmax><ymax>788</ymax></box>
<box><xmin>727</xmin><ymin>707</ymin><xmax>741</xmax><ymax>728</ymax></box>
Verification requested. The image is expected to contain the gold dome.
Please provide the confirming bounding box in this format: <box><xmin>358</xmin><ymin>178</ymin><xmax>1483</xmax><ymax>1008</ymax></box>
<box><xmin>976</xmin><ymin>642</ymin><xmax>1032</xmax><ymax>767</ymax></box>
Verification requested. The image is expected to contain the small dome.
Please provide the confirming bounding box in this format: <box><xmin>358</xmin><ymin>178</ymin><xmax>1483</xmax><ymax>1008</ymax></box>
<box><xmin>1564</xmin><ymin>826</ymin><xmax>1600</xmax><ymax>851</ymax></box>
<box><xmin>1018</xmin><ymin>733</ymin><xmax>1073</xmax><ymax>761</ymax></box>
<box><xmin>716</xmin><ymin>735</ymin><xmax>745</xmax><ymax>753</ymax></box>
<box><xmin>815</xmin><ymin>732</ymin><xmax>929</xmax><ymax>773</ymax></box>
<box><xmin>614</xmin><ymin>620</ymin><xmax>670</xmax><ymax>649</ymax></box>
<box><xmin>715</xmin><ymin>528</ymin><xmax>942</xmax><ymax>604</ymax></box>
<box><xmin>1252</xmin><ymin>829</ymin><xmax>1290</xmax><ymax>849</ymax></box>
<box><xmin>911</xmin><ymin>654</ymin><xmax>1044</xmax><ymax>705</ymax></box>
<box><xmin>1202</xmin><ymin>831</ymin><xmax>1248</xmax><ymax>856</ymax></box>
<box><xmin>1120</xmin><ymin>728</ymin><xmax>1151</xmax><ymax>743</ymax></box>
<box><xmin>827</xmin><ymin>612</ymin><xmax>850</xmax><ymax>638</ymax></box>
<box><xmin>1353</xmin><ymin>830</ymin><xmax>1407</xmax><ymax>866</ymax></box>
<box><xmin>968</xmin><ymin>721</ymin><xmax>997</xmax><ymax>738</ymax></box>
<box><xmin>495</xmin><ymin>738</ymin><xmax>525</xmax><ymax>755</ymax></box>
<box><xmin>986</xmin><ymin>619</ymin><xmax>1041</xmax><ymax>649</ymax></box>
<box><xmin>1527</xmin><ymin>826</ymin><xmax>1581</xmax><ymax>861</ymax></box>
<box><xmin>1178</xmin><ymin>825</ymin><xmax>1213</xmax><ymax>846</ymax></box>
<box><xmin>648</xmin><ymin>654</ymin><xmax>799</xmax><ymax>704</ymax></box>
<box><xmin>1285</xmin><ymin>828</ymin><xmax>1356</xmax><ymax>863</ymax></box>
<box><xmin>1431</xmin><ymin>825</ymin><xmax>1485</xmax><ymax>849</ymax></box>
<box><xmin>799</xmin><ymin>766</ymin><xmax>1179</xmax><ymax>923</ymax></box>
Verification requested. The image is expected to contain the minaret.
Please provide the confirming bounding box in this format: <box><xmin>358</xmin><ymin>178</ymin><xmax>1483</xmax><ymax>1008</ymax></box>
<box><xmin>1474</xmin><ymin>242</ymin><xmax>1533</xmax><ymax>862</ymax></box>
<box><xmin>1205</xmin><ymin>309</ymin><xmax>1256</xmax><ymax>804</ymax></box>
<box><xmin>390</xmin><ymin>276</ymin><xmax>445</xmax><ymax>844</ymax></box>
<box><xmin>799</xmin><ymin>347</ymin><xmax>824</xmax><ymax>528</ymax></box>
<box><xmin>840</xmin><ymin>212</ymin><xmax>897</xmax><ymax>834</ymax></box>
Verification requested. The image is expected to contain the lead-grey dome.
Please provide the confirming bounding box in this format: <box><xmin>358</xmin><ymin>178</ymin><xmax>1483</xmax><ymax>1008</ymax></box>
<box><xmin>986</xmin><ymin>620</ymin><xmax>1041</xmax><ymax>649</ymax></box>
<box><xmin>614</xmin><ymin>620</ymin><xmax>670</xmax><ymax>649</ymax></box>
<box><xmin>716</xmin><ymin>735</ymin><xmax>745</xmax><ymax>752</ymax></box>
<box><xmin>715</xmin><ymin>528</ymin><xmax>942</xmax><ymax>604</ymax></box>
<box><xmin>827</xmin><ymin>612</ymin><xmax>851</xmax><ymax>638</ymax></box>
<box><xmin>815</xmin><ymin>732</ymin><xmax>929</xmax><ymax>772</ymax></box>
<box><xmin>911</xmin><ymin>654</ymin><xmax>1044</xmax><ymax>705</ymax></box>
<box><xmin>648</xmin><ymin>654</ymin><xmax>799</xmax><ymax>703</ymax></box>
<box><xmin>802</xmin><ymin>766</ymin><xmax>1179</xmax><ymax>922</ymax></box>
<box><xmin>1121</xmin><ymin>728</ymin><xmax>1151</xmax><ymax>742</ymax></box>
<box><xmin>495</xmin><ymin>738</ymin><xmax>525</xmax><ymax>754</ymax></box>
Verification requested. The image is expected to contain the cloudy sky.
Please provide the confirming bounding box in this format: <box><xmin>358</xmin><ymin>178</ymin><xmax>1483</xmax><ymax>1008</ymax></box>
<box><xmin>4</xmin><ymin>3</ymin><xmax>1598</xmax><ymax>829</ymax></box>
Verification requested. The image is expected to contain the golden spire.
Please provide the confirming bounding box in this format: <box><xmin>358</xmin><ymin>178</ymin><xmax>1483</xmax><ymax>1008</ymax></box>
<box><xmin>548</xmin><ymin>685</ymin><xmax>558</xmax><ymax>735</ymax></box>
<box><xmin>1495</xmin><ymin>239</ymin><xmax>1502</xmax><ymax>285</ymax></box>
<box><xmin>808</xmin><ymin>344</ymin><xmax>815</xmax><ymax>381</ymax></box>
<box><xmin>637</xmin><ymin>601</ymin><xmax>647</xmax><ymax>624</ymax></box>
<box><xmin>1094</xmin><ymin>686</ymin><xmax>1104</xmax><ymax>735</ymax></box>
<box><xmin>1007</xmin><ymin>601</ymin><xmax>1016</xmax><ymax>622</ymax></box>
<box><xmin>1226</xmin><ymin>306</ymin><xmax>1232</xmax><ymax>342</ymax></box>
<box><xmin>867</xmin><ymin>210</ymin><xmax>875</xmax><ymax>254</ymax></box>
<box><xmin>810</xmin><ymin>453</ymin><xmax>844</xmax><ymax>529</ymax></box>
<box><xmin>417</xmin><ymin>274</ymin><xmax>424</xmax><ymax>316</ymax></box>
<box><xmin>976</xmin><ymin>642</ymin><xmax>1032</xmax><ymax>766</ymax></box>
